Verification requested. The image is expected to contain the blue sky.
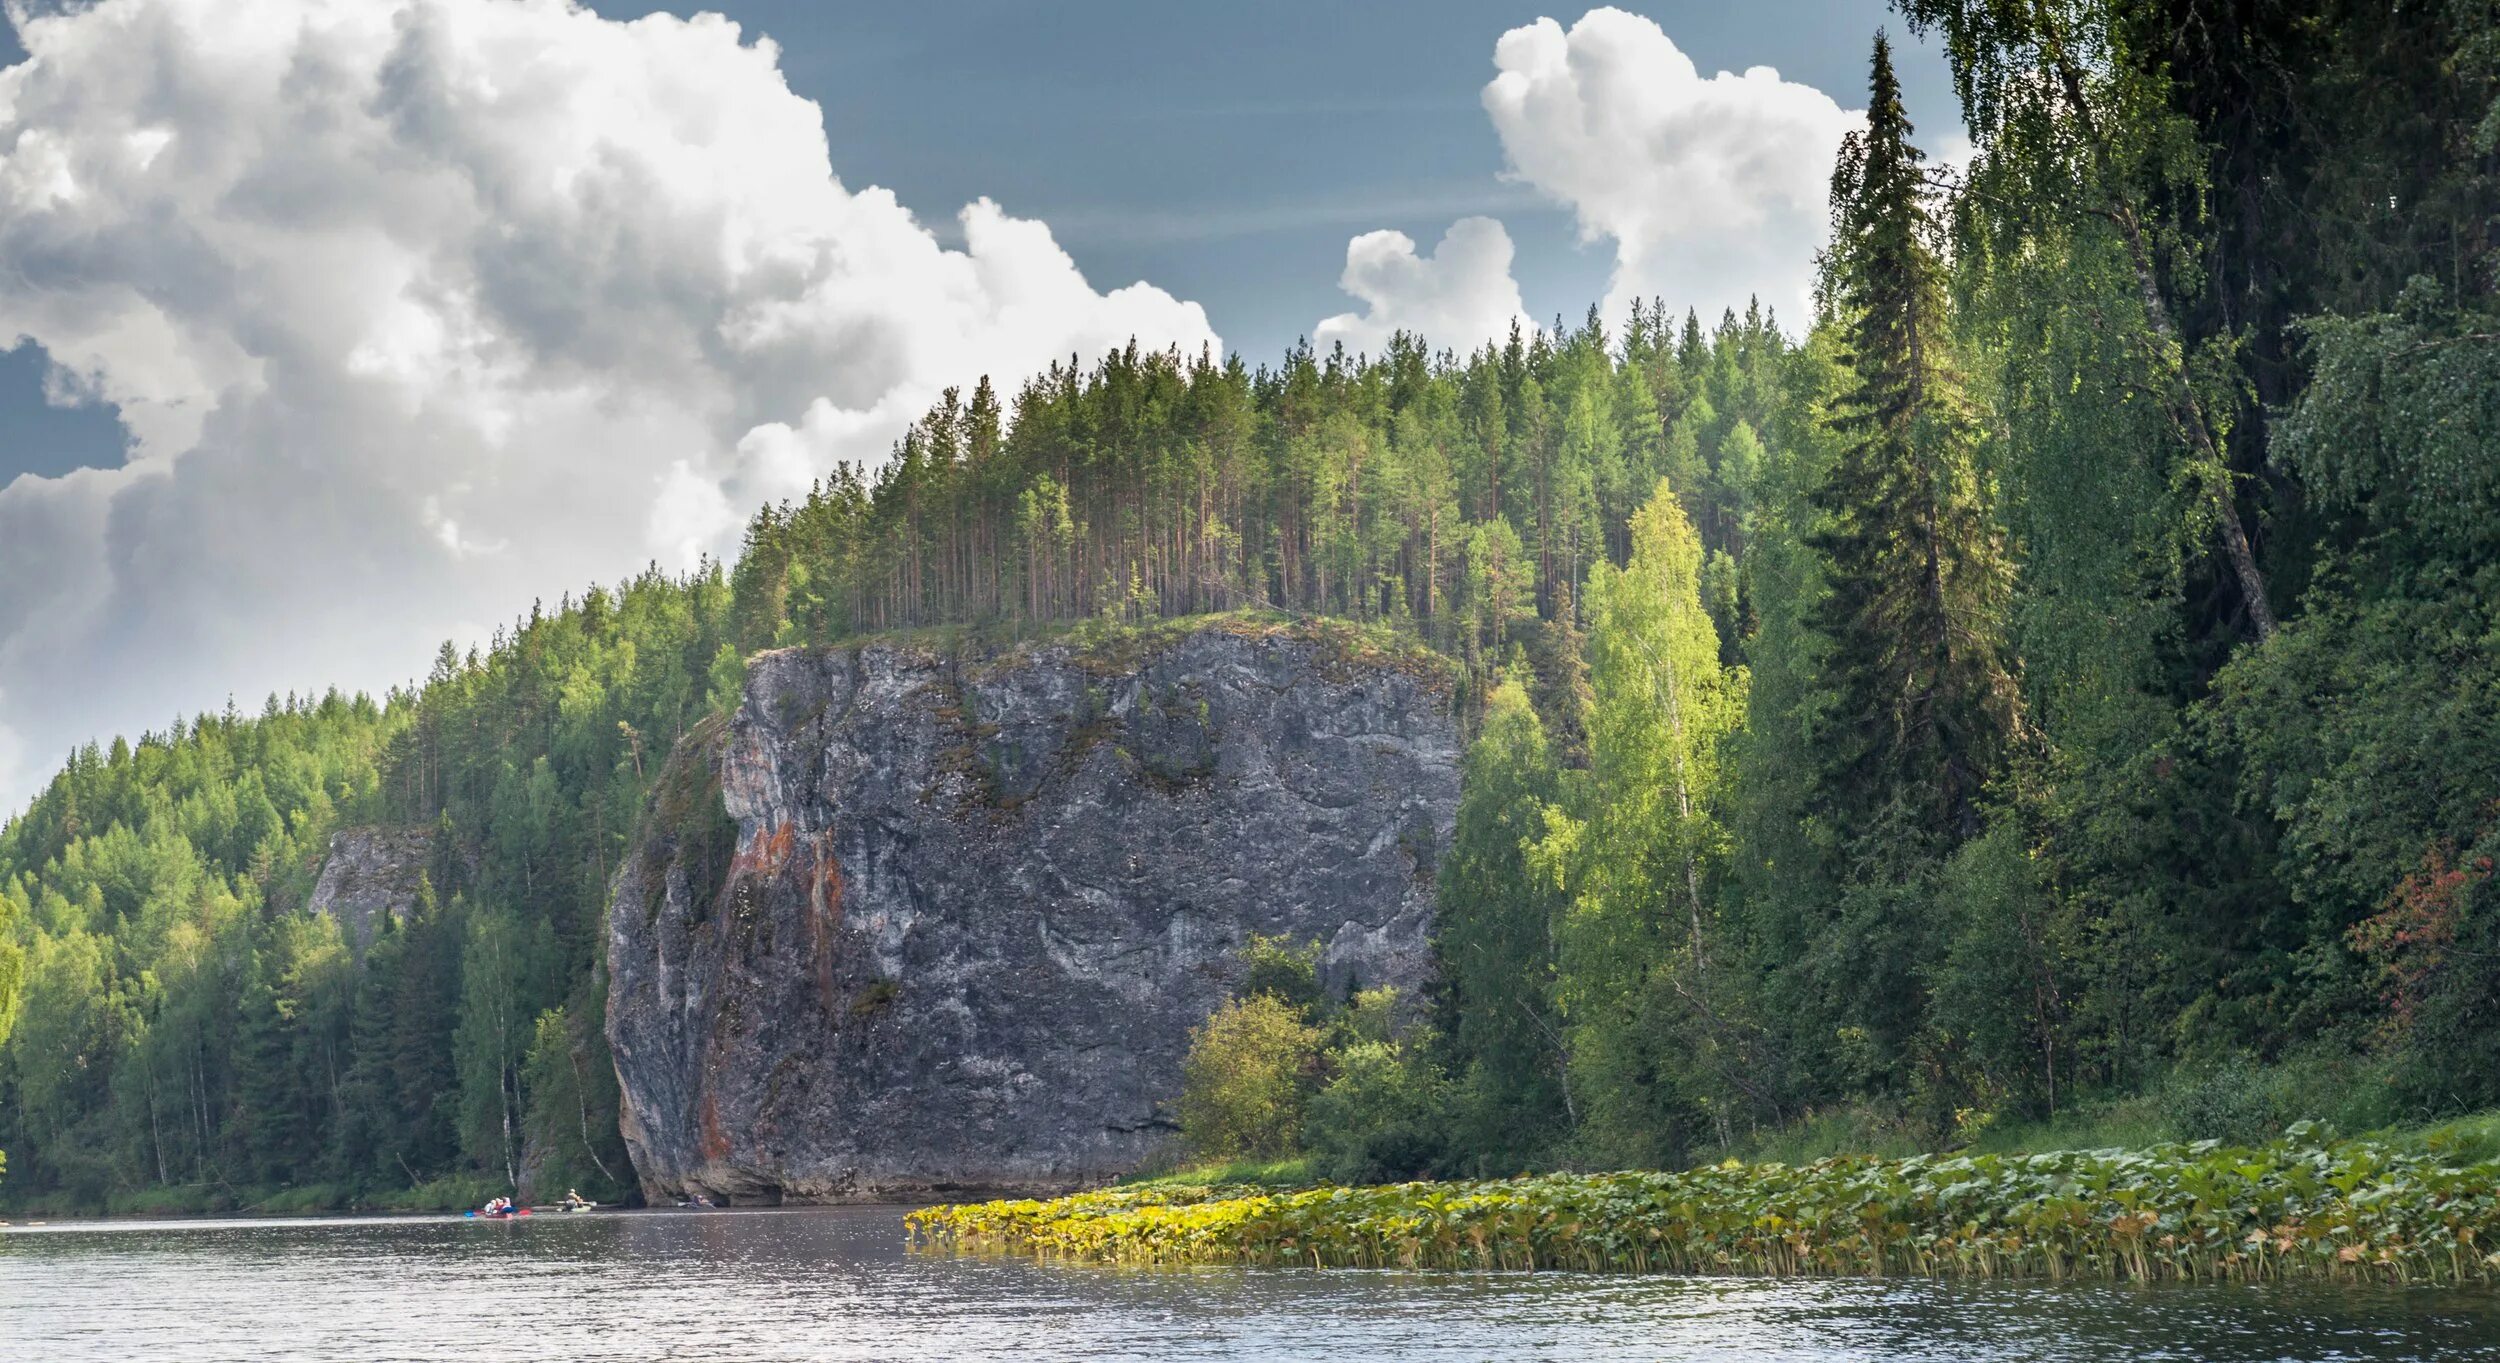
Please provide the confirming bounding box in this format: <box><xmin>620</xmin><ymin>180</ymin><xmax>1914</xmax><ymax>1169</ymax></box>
<box><xmin>0</xmin><ymin>1</ymin><xmax>1951</xmax><ymax>484</ymax></box>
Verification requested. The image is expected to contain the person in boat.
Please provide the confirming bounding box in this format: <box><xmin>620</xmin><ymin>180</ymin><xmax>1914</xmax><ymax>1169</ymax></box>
<box><xmin>561</xmin><ymin>1188</ymin><xmax>592</xmax><ymax>1211</ymax></box>
<box><xmin>482</xmin><ymin>1196</ymin><xmax>512</xmax><ymax>1216</ymax></box>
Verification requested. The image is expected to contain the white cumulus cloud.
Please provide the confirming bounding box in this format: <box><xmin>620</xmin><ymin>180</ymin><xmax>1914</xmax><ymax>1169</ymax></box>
<box><xmin>0</xmin><ymin>0</ymin><xmax>1216</xmax><ymax>812</ymax></box>
<box><xmin>1313</xmin><ymin>216</ymin><xmax>1534</xmax><ymax>357</ymax></box>
<box><xmin>1483</xmin><ymin>7</ymin><xmax>1863</xmax><ymax>329</ymax></box>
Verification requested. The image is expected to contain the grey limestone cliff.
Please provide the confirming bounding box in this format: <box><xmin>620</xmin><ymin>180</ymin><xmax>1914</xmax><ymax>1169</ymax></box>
<box><xmin>605</xmin><ymin>622</ymin><xmax>1460</xmax><ymax>1203</ymax></box>
<box><xmin>308</xmin><ymin>826</ymin><xmax>433</xmax><ymax>948</ymax></box>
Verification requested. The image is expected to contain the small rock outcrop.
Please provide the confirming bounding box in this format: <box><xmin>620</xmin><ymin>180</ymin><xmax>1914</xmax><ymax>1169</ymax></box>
<box><xmin>605</xmin><ymin>622</ymin><xmax>1461</xmax><ymax>1202</ymax></box>
<box><xmin>307</xmin><ymin>826</ymin><xmax>433</xmax><ymax>948</ymax></box>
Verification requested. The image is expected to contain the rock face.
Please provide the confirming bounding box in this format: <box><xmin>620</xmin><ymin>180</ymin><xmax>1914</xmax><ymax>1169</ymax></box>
<box><xmin>308</xmin><ymin>826</ymin><xmax>433</xmax><ymax>948</ymax></box>
<box><xmin>606</xmin><ymin>623</ymin><xmax>1461</xmax><ymax>1203</ymax></box>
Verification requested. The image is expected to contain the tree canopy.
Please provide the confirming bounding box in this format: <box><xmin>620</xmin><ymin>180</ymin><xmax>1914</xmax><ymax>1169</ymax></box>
<box><xmin>6</xmin><ymin>4</ymin><xmax>2500</xmax><ymax>1203</ymax></box>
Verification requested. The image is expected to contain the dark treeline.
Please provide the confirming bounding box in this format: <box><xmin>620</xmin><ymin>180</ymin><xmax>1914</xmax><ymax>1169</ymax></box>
<box><xmin>3</xmin><ymin>1</ymin><xmax>2498</xmax><ymax>1205</ymax></box>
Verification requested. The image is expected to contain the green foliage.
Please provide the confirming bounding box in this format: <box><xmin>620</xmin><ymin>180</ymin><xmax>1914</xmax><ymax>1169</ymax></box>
<box><xmin>8</xmin><ymin>929</ymin><xmax>118</xmax><ymax>1200</ymax></box>
<box><xmin>725</xmin><ymin>309</ymin><xmax>1795</xmax><ymax>679</ymax></box>
<box><xmin>452</xmin><ymin>900</ymin><xmax>543</xmax><ymax>1187</ymax></box>
<box><xmin>520</xmin><ymin>1005</ymin><xmax>629</xmax><ymax>1200</ymax></box>
<box><xmin>1757</xmin><ymin>39</ymin><xmax>2028</xmax><ymax>1105</ymax></box>
<box><xmin>368</xmin><ymin>1171</ymin><xmax>505</xmax><ymax>1214</ymax></box>
<box><xmin>1298</xmin><ymin>986</ymin><xmax>1457</xmax><ymax>1183</ymax></box>
<box><xmin>1118</xmin><ymin>1155</ymin><xmax>1312</xmax><ymax>1190</ymax></box>
<box><xmin>1540</xmin><ymin>480</ymin><xmax>1751</xmax><ymax>1165</ymax></box>
<box><xmin>1433</xmin><ymin>674</ymin><xmax>1570</xmax><ymax>1172</ymax></box>
<box><xmin>1177</xmin><ymin>995</ymin><xmax>1323</xmax><ymax>1161</ymax></box>
<box><xmin>8</xmin><ymin>0</ymin><xmax>2500</xmax><ymax>1210</ymax></box>
<box><xmin>0</xmin><ymin>564</ymin><xmax>734</xmax><ymax>1207</ymax></box>
<box><xmin>2199</xmin><ymin>283</ymin><xmax>2500</xmax><ymax>1109</ymax></box>
<box><xmin>0</xmin><ymin>884</ymin><xmax>24</xmax><ymax>1049</ymax></box>
<box><xmin>1303</xmin><ymin>1037</ymin><xmax>1454</xmax><ymax>1184</ymax></box>
<box><xmin>706</xmin><ymin>644</ymin><xmax>748</xmax><ymax>716</ymax></box>
<box><xmin>2162</xmin><ymin>1058</ymin><xmax>2287</xmax><ymax>1149</ymax></box>
<box><xmin>916</xmin><ymin>1129</ymin><xmax>2500</xmax><ymax>1284</ymax></box>
<box><xmin>1926</xmin><ymin>818</ymin><xmax>2072</xmax><ymax>1118</ymax></box>
<box><xmin>1810</xmin><ymin>36</ymin><xmax>2018</xmax><ymax>851</ymax></box>
<box><xmin>1235</xmin><ymin>934</ymin><xmax>1325</xmax><ymax>1018</ymax></box>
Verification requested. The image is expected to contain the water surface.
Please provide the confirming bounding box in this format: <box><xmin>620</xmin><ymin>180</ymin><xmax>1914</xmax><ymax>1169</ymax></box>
<box><xmin>7</xmin><ymin>1206</ymin><xmax>2500</xmax><ymax>1361</ymax></box>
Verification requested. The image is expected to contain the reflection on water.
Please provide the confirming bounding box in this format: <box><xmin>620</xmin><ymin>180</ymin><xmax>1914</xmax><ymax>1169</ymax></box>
<box><xmin>7</xmin><ymin>1206</ymin><xmax>2500</xmax><ymax>1361</ymax></box>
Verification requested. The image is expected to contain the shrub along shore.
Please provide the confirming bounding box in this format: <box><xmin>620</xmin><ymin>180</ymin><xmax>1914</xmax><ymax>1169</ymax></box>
<box><xmin>908</xmin><ymin>1129</ymin><xmax>2500</xmax><ymax>1284</ymax></box>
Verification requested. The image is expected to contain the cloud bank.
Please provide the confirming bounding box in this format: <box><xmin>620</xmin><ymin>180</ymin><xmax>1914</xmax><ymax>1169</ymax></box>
<box><xmin>1482</xmin><ymin>6</ymin><xmax>1862</xmax><ymax>329</ymax></box>
<box><xmin>0</xmin><ymin>0</ymin><xmax>1216</xmax><ymax>810</ymax></box>
<box><xmin>1312</xmin><ymin>216</ymin><xmax>1534</xmax><ymax>358</ymax></box>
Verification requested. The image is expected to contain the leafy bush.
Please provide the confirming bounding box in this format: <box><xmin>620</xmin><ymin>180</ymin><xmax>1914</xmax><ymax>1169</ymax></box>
<box><xmin>2161</xmin><ymin>1051</ymin><xmax>2407</xmax><ymax>1148</ymax></box>
<box><xmin>2165</xmin><ymin>1058</ymin><xmax>2282</xmax><ymax>1147</ymax></box>
<box><xmin>1237</xmin><ymin>934</ymin><xmax>1326</xmax><ymax>1017</ymax></box>
<box><xmin>1304</xmin><ymin>1039</ymin><xmax>1454</xmax><ymax>1183</ymax></box>
<box><xmin>1178</xmin><ymin>995</ymin><xmax>1321</xmax><ymax>1159</ymax></box>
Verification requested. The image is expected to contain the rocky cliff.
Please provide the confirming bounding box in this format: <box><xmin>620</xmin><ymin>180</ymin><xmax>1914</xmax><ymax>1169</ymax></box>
<box><xmin>605</xmin><ymin>621</ymin><xmax>1461</xmax><ymax>1203</ymax></box>
<box><xmin>307</xmin><ymin>826</ymin><xmax>433</xmax><ymax>948</ymax></box>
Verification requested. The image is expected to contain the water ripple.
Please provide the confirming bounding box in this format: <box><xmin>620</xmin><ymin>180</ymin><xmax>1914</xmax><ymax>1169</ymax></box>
<box><xmin>7</xmin><ymin>1207</ymin><xmax>2500</xmax><ymax>1362</ymax></box>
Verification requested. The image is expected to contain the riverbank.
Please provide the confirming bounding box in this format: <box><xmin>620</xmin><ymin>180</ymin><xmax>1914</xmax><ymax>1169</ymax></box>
<box><xmin>0</xmin><ymin>1172</ymin><xmax>618</xmax><ymax>1220</ymax></box>
<box><xmin>910</xmin><ymin>1128</ymin><xmax>2500</xmax><ymax>1283</ymax></box>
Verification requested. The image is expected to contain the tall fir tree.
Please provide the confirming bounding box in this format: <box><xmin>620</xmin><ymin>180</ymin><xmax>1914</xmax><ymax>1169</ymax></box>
<box><xmin>1797</xmin><ymin>34</ymin><xmax>2021</xmax><ymax>1073</ymax></box>
<box><xmin>386</xmin><ymin>876</ymin><xmax>464</xmax><ymax>1178</ymax></box>
<box><xmin>1434</xmin><ymin>671</ymin><xmax>1571</xmax><ymax>1171</ymax></box>
<box><xmin>1810</xmin><ymin>34</ymin><xmax>2020</xmax><ymax>849</ymax></box>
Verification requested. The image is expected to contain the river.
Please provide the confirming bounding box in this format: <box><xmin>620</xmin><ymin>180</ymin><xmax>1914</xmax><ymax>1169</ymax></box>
<box><xmin>6</xmin><ymin>1205</ymin><xmax>2500</xmax><ymax>1360</ymax></box>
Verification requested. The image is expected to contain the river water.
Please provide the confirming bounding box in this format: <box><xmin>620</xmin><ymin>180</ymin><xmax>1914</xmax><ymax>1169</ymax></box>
<box><xmin>7</xmin><ymin>1205</ymin><xmax>2500</xmax><ymax>1361</ymax></box>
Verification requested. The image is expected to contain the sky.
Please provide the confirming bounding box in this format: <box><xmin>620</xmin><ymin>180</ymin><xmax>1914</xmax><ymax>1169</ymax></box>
<box><xmin>0</xmin><ymin>0</ymin><xmax>1953</xmax><ymax>814</ymax></box>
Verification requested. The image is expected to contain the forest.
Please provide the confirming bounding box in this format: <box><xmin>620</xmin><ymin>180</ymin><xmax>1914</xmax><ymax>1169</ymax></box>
<box><xmin>1</xmin><ymin>1</ymin><xmax>2497</xmax><ymax>1208</ymax></box>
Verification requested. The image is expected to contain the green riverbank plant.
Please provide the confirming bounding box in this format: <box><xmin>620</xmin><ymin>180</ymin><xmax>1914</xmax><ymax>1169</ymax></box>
<box><xmin>910</xmin><ymin>1128</ymin><xmax>2500</xmax><ymax>1284</ymax></box>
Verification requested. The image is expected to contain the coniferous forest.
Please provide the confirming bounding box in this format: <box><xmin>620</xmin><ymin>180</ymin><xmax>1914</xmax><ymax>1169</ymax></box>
<box><xmin>4</xmin><ymin>4</ymin><xmax>2500</xmax><ymax>1208</ymax></box>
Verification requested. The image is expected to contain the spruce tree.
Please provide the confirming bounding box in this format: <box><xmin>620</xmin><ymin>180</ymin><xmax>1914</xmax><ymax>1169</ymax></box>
<box><xmin>1435</xmin><ymin>672</ymin><xmax>1570</xmax><ymax>1170</ymax></box>
<box><xmin>1800</xmin><ymin>34</ymin><xmax>2022</xmax><ymax>1075</ymax></box>
<box><xmin>230</xmin><ymin>966</ymin><xmax>304</xmax><ymax>1185</ymax></box>
<box><xmin>332</xmin><ymin>917</ymin><xmax>403</xmax><ymax>1188</ymax></box>
<box><xmin>386</xmin><ymin>876</ymin><xmax>464</xmax><ymax>1178</ymax></box>
<box><xmin>1810</xmin><ymin>33</ymin><xmax>2019</xmax><ymax>849</ymax></box>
